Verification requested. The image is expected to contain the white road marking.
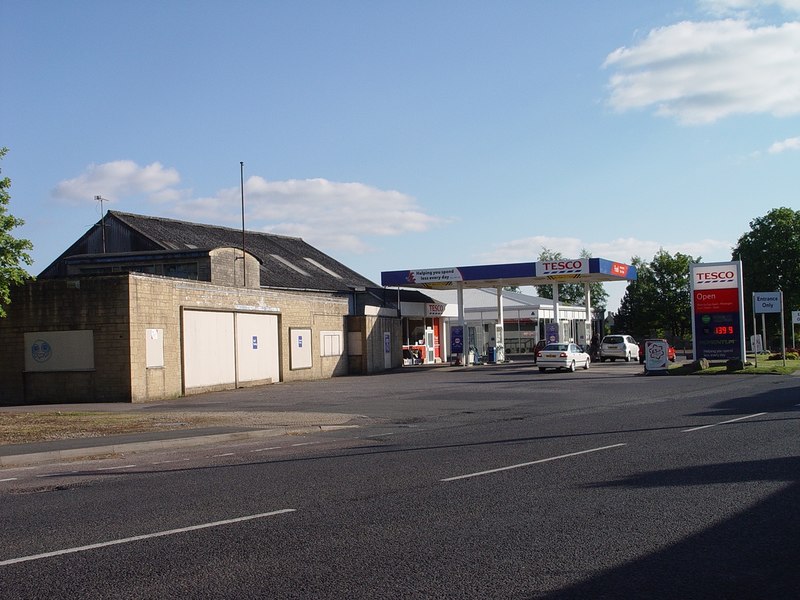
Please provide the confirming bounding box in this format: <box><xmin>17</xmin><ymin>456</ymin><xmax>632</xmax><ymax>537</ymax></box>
<box><xmin>0</xmin><ymin>509</ymin><xmax>297</xmax><ymax>567</ymax></box>
<box><xmin>0</xmin><ymin>478</ymin><xmax>18</xmax><ymax>483</ymax></box>
<box><xmin>290</xmin><ymin>442</ymin><xmax>318</xmax><ymax>447</ymax></box>
<box><xmin>441</xmin><ymin>443</ymin><xmax>627</xmax><ymax>482</ymax></box>
<box><xmin>211</xmin><ymin>453</ymin><xmax>234</xmax><ymax>458</ymax></box>
<box><xmin>683</xmin><ymin>413</ymin><xmax>767</xmax><ymax>433</ymax></box>
<box><xmin>250</xmin><ymin>447</ymin><xmax>281</xmax><ymax>453</ymax></box>
<box><xmin>96</xmin><ymin>465</ymin><xmax>136</xmax><ymax>471</ymax></box>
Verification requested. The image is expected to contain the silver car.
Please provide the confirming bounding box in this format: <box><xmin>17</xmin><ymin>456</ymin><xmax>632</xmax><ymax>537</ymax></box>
<box><xmin>599</xmin><ymin>335</ymin><xmax>639</xmax><ymax>362</ymax></box>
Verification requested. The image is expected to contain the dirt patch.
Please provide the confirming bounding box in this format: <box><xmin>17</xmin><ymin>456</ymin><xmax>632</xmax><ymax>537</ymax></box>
<box><xmin>0</xmin><ymin>411</ymin><xmax>365</xmax><ymax>445</ymax></box>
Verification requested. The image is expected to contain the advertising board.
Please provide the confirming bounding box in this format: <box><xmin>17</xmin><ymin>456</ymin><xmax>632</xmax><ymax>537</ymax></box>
<box><xmin>690</xmin><ymin>262</ymin><xmax>745</xmax><ymax>362</ymax></box>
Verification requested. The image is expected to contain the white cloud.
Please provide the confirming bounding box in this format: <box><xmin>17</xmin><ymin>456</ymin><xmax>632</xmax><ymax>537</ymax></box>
<box><xmin>477</xmin><ymin>236</ymin><xmax>733</xmax><ymax>265</ymax></box>
<box><xmin>604</xmin><ymin>19</ymin><xmax>800</xmax><ymax>124</ymax></box>
<box><xmin>768</xmin><ymin>135</ymin><xmax>800</xmax><ymax>152</ymax></box>
<box><xmin>53</xmin><ymin>161</ymin><xmax>446</xmax><ymax>254</ymax></box>
<box><xmin>52</xmin><ymin>160</ymin><xmax>181</xmax><ymax>202</ymax></box>
<box><xmin>169</xmin><ymin>176</ymin><xmax>447</xmax><ymax>253</ymax></box>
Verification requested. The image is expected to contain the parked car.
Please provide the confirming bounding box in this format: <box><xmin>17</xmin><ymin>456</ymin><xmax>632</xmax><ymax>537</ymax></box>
<box><xmin>599</xmin><ymin>334</ymin><xmax>639</xmax><ymax>362</ymax></box>
<box><xmin>639</xmin><ymin>340</ymin><xmax>677</xmax><ymax>364</ymax></box>
<box><xmin>537</xmin><ymin>342</ymin><xmax>591</xmax><ymax>372</ymax></box>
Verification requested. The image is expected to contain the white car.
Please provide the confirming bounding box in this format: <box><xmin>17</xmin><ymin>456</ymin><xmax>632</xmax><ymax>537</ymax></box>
<box><xmin>599</xmin><ymin>334</ymin><xmax>639</xmax><ymax>362</ymax></box>
<box><xmin>537</xmin><ymin>343</ymin><xmax>591</xmax><ymax>372</ymax></box>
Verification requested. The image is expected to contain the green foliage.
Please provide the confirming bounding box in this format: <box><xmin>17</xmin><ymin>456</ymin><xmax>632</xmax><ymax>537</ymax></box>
<box><xmin>0</xmin><ymin>148</ymin><xmax>34</xmax><ymax>317</ymax></box>
<box><xmin>732</xmin><ymin>207</ymin><xmax>800</xmax><ymax>339</ymax></box>
<box><xmin>534</xmin><ymin>248</ymin><xmax>608</xmax><ymax>312</ymax></box>
<box><xmin>614</xmin><ymin>249</ymin><xmax>696</xmax><ymax>340</ymax></box>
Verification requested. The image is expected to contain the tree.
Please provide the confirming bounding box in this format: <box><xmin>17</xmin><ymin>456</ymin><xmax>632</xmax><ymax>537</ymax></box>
<box><xmin>732</xmin><ymin>207</ymin><xmax>800</xmax><ymax>342</ymax></box>
<box><xmin>614</xmin><ymin>250</ymin><xmax>696</xmax><ymax>341</ymax></box>
<box><xmin>535</xmin><ymin>248</ymin><xmax>608</xmax><ymax>312</ymax></box>
<box><xmin>0</xmin><ymin>148</ymin><xmax>34</xmax><ymax>317</ymax></box>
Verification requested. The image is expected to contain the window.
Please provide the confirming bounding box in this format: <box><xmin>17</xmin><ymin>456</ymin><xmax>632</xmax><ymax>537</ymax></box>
<box><xmin>164</xmin><ymin>262</ymin><xmax>198</xmax><ymax>280</ymax></box>
<box><xmin>320</xmin><ymin>331</ymin><xmax>343</xmax><ymax>356</ymax></box>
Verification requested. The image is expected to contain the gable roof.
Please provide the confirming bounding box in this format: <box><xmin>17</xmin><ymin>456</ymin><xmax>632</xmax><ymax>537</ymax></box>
<box><xmin>40</xmin><ymin>211</ymin><xmax>378</xmax><ymax>292</ymax></box>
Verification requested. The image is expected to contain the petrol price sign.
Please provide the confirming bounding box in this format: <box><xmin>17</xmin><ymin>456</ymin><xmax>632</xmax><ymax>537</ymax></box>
<box><xmin>690</xmin><ymin>262</ymin><xmax>745</xmax><ymax>362</ymax></box>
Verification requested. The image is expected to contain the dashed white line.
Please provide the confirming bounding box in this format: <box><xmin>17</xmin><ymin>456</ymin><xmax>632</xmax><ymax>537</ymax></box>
<box><xmin>682</xmin><ymin>413</ymin><xmax>767</xmax><ymax>433</ymax></box>
<box><xmin>211</xmin><ymin>453</ymin><xmax>234</xmax><ymax>458</ymax></box>
<box><xmin>0</xmin><ymin>478</ymin><xmax>18</xmax><ymax>483</ymax></box>
<box><xmin>250</xmin><ymin>447</ymin><xmax>281</xmax><ymax>453</ymax></box>
<box><xmin>441</xmin><ymin>443</ymin><xmax>627</xmax><ymax>482</ymax></box>
<box><xmin>290</xmin><ymin>442</ymin><xmax>318</xmax><ymax>447</ymax></box>
<box><xmin>0</xmin><ymin>509</ymin><xmax>297</xmax><ymax>567</ymax></box>
<box><xmin>96</xmin><ymin>465</ymin><xmax>136</xmax><ymax>471</ymax></box>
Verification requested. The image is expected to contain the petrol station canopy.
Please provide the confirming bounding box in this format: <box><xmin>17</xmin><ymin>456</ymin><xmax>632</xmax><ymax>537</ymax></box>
<box><xmin>381</xmin><ymin>258</ymin><xmax>637</xmax><ymax>289</ymax></box>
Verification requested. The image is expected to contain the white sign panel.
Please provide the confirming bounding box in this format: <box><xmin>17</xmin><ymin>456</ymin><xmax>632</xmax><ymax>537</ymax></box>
<box><xmin>24</xmin><ymin>330</ymin><xmax>95</xmax><ymax>372</ymax></box>
<box><xmin>754</xmin><ymin>292</ymin><xmax>781</xmax><ymax>314</ymax></box>
<box><xmin>407</xmin><ymin>268</ymin><xmax>463</xmax><ymax>285</ymax></box>
<box><xmin>691</xmin><ymin>263</ymin><xmax>739</xmax><ymax>290</ymax></box>
<box><xmin>290</xmin><ymin>328</ymin><xmax>313</xmax><ymax>370</ymax></box>
<box><xmin>425</xmin><ymin>303</ymin><xmax>446</xmax><ymax>317</ymax></box>
<box><xmin>643</xmin><ymin>339</ymin><xmax>669</xmax><ymax>372</ymax></box>
<box><xmin>793</xmin><ymin>310</ymin><xmax>800</xmax><ymax>325</ymax></box>
<box><xmin>536</xmin><ymin>259</ymin><xmax>589</xmax><ymax>279</ymax></box>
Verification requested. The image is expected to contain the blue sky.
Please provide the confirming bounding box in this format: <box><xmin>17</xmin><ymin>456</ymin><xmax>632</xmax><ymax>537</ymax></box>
<box><xmin>3</xmin><ymin>0</ymin><xmax>799</xmax><ymax>311</ymax></box>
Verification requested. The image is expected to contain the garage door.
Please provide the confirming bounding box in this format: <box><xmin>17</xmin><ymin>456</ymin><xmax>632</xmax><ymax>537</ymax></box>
<box><xmin>236</xmin><ymin>312</ymin><xmax>280</xmax><ymax>384</ymax></box>
<box><xmin>183</xmin><ymin>310</ymin><xmax>236</xmax><ymax>390</ymax></box>
<box><xmin>183</xmin><ymin>310</ymin><xmax>281</xmax><ymax>391</ymax></box>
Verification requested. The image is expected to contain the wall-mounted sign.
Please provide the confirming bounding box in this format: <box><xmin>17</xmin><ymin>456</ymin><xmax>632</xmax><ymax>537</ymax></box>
<box><xmin>425</xmin><ymin>303</ymin><xmax>446</xmax><ymax>317</ymax></box>
<box><xmin>24</xmin><ymin>330</ymin><xmax>95</xmax><ymax>372</ymax></box>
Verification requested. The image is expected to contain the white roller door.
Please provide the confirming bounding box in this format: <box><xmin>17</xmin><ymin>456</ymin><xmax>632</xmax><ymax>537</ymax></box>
<box><xmin>236</xmin><ymin>313</ymin><xmax>280</xmax><ymax>383</ymax></box>
<box><xmin>183</xmin><ymin>310</ymin><xmax>236</xmax><ymax>389</ymax></box>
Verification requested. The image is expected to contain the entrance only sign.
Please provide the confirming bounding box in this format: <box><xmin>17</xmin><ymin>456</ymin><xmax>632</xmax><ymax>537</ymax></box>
<box><xmin>753</xmin><ymin>292</ymin><xmax>781</xmax><ymax>314</ymax></box>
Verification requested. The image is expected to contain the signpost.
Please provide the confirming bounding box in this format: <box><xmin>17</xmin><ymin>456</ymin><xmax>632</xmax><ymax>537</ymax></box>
<box><xmin>792</xmin><ymin>310</ymin><xmax>800</xmax><ymax>349</ymax></box>
<box><xmin>690</xmin><ymin>261</ymin><xmax>746</xmax><ymax>363</ymax></box>
<box><xmin>753</xmin><ymin>291</ymin><xmax>785</xmax><ymax>365</ymax></box>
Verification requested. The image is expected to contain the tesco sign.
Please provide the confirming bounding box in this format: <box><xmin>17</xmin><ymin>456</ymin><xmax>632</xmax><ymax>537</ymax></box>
<box><xmin>539</xmin><ymin>260</ymin><xmax>586</xmax><ymax>274</ymax></box>
<box><xmin>692</xmin><ymin>264</ymin><xmax>739</xmax><ymax>290</ymax></box>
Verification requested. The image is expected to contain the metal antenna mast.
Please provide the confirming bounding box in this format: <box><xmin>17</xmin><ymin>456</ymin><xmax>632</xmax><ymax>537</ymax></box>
<box><xmin>94</xmin><ymin>195</ymin><xmax>107</xmax><ymax>253</ymax></box>
<box><xmin>240</xmin><ymin>162</ymin><xmax>246</xmax><ymax>288</ymax></box>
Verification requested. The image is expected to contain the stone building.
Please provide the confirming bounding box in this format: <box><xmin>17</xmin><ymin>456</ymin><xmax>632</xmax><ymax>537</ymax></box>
<box><xmin>0</xmin><ymin>211</ymin><xmax>405</xmax><ymax>405</ymax></box>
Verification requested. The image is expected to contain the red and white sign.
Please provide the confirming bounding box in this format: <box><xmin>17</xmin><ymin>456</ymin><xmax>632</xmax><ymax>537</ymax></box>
<box><xmin>692</xmin><ymin>264</ymin><xmax>739</xmax><ymax>290</ymax></box>
<box><xmin>693</xmin><ymin>288</ymin><xmax>739</xmax><ymax>313</ymax></box>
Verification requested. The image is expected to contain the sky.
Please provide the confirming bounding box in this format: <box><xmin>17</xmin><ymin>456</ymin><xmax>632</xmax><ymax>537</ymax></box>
<box><xmin>3</xmin><ymin>0</ymin><xmax>799</xmax><ymax>312</ymax></box>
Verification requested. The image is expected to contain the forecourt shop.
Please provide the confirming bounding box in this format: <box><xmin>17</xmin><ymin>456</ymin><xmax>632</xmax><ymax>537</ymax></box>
<box><xmin>382</xmin><ymin>258</ymin><xmax>637</xmax><ymax>365</ymax></box>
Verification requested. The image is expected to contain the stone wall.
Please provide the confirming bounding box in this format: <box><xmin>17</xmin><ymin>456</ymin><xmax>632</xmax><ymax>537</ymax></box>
<box><xmin>1</xmin><ymin>273</ymin><xmax>353</xmax><ymax>405</ymax></box>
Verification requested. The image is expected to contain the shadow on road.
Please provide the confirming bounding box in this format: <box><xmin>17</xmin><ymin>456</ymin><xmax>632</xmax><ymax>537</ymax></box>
<box><xmin>539</xmin><ymin>457</ymin><xmax>800</xmax><ymax>599</ymax></box>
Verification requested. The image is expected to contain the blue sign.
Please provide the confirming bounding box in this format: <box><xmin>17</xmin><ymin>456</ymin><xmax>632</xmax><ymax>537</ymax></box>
<box><xmin>451</xmin><ymin>326</ymin><xmax>464</xmax><ymax>353</ymax></box>
<box><xmin>298</xmin><ymin>335</ymin><xmax>303</xmax><ymax>348</ymax></box>
<box><xmin>252</xmin><ymin>335</ymin><xmax>258</xmax><ymax>350</ymax></box>
<box><xmin>546</xmin><ymin>323</ymin><xmax>559</xmax><ymax>343</ymax></box>
<box><xmin>31</xmin><ymin>339</ymin><xmax>53</xmax><ymax>363</ymax></box>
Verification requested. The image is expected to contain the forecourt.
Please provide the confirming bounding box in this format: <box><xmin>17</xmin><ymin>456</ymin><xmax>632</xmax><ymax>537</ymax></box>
<box><xmin>382</xmin><ymin>257</ymin><xmax>637</xmax><ymax>363</ymax></box>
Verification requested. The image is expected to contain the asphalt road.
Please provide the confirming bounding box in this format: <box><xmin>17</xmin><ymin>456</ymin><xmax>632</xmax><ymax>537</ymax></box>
<box><xmin>2</xmin><ymin>361</ymin><xmax>799</xmax><ymax>599</ymax></box>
